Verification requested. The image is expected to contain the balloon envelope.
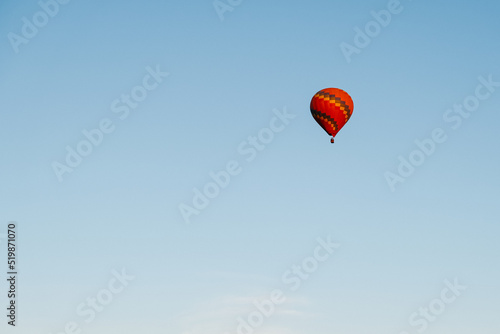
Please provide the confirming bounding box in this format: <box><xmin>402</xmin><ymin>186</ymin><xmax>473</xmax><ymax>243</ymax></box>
<box><xmin>310</xmin><ymin>88</ymin><xmax>354</xmax><ymax>143</ymax></box>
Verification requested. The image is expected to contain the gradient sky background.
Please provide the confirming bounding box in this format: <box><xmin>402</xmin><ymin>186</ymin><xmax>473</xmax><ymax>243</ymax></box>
<box><xmin>1</xmin><ymin>0</ymin><xmax>499</xmax><ymax>333</ymax></box>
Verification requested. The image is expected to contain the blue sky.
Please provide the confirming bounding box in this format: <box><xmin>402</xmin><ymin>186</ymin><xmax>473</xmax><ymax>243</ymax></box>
<box><xmin>1</xmin><ymin>0</ymin><xmax>499</xmax><ymax>333</ymax></box>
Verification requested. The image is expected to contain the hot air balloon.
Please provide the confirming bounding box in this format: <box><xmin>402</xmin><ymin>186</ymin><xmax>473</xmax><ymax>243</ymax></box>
<box><xmin>310</xmin><ymin>88</ymin><xmax>354</xmax><ymax>143</ymax></box>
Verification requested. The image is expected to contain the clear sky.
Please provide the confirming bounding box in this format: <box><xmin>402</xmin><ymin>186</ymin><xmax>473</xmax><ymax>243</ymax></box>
<box><xmin>1</xmin><ymin>0</ymin><xmax>499</xmax><ymax>333</ymax></box>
